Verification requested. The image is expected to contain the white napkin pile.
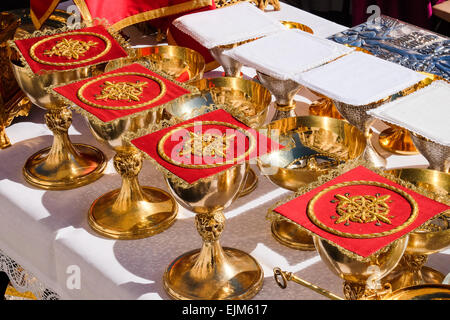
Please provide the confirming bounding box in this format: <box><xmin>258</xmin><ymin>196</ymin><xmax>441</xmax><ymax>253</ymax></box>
<box><xmin>294</xmin><ymin>52</ymin><xmax>427</xmax><ymax>106</ymax></box>
<box><xmin>223</xmin><ymin>29</ymin><xmax>354</xmax><ymax>80</ymax></box>
<box><xmin>368</xmin><ymin>80</ymin><xmax>450</xmax><ymax>147</ymax></box>
<box><xmin>172</xmin><ymin>2</ymin><xmax>285</xmax><ymax>49</ymax></box>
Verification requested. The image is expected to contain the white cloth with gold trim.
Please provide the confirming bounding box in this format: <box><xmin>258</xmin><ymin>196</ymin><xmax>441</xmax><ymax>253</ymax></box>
<box><xmin>172</xmin><ymin>2</ymin><xmax>285</xmax><ymax>49</ymax></box>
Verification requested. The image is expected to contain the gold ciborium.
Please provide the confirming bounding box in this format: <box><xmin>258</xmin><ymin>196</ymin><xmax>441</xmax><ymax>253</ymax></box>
<box><xmin>314</xmin><ymin>235</ymin><xmax>409</xmax><ymax>300</ymax></box>
<box><xmin>163</xmin><ymin>162</ymin><xmax>264</xmax><ymax>300</ymax></box>
<box><xmin>105</xmin><ymin>45</ymin><xmax>205</xmax><ymax>83</ymax></box>
<box><xmin>9</xmin><ymin>56</ymin><xmax>106</xmax><ymax>190</ymax></box>
<box><xmin>258</xmin><ymin>116</ymin><xmax>366</xmax><ymax>250</ymax></box>
<box><xmin>410</xmin><ymin>133</ymin><xmax>450</xmax><ymax>173</ymax></box>
<box><xmin>383</xmin><ymin>168</ymin><xmax>450</xmax><ymax>290</ymax></box>
<box><xmin>187</xmin><ymin>77</ymin><xmax>272</xmax><ymax>197</ymax></box>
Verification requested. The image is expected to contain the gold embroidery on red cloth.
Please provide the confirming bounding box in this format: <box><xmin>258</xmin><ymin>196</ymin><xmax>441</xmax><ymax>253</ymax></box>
<box><xmin>158</xmin><ymin>121</ymin><xmax>257</xmax><ymax>169</ymax></box>
<box><xmin>95</xmin><ymin>81</ymin><xmax>148</xmax><ymax>102</ymax></box>
<box><xmin>29</xmin><ymin>32</ymin><xmax>112</xmax><ymax>66</ymax></box>
<box><xmin>43</xmin><ymin>38</ymin><xmax>98</xmax><ymax>60</ymax></box>
<box><xmin>77</xmin><ymin>72</ymin><xmax>167</xmax><ymax>110</ymax></box>
<box><xmin>307</xmin><ymin>181</ymin><xmax>419</xmax><ymax>239</ymax></box>
<box><xmin>332</xmin><ymin>194</ymin><xmax>394</xmax><ymax>226</ymax></box>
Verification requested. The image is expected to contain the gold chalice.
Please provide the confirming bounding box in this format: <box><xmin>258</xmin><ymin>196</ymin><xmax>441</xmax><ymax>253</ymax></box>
<box><xmin>314</xmin><ymin>235</ymin><xmax>410</xmax><ymax>300</ymax></box>
<box><xmin>377</xmin><ymin>73</ymin><xmax>442</xmax><ymax>156</ymax></box>
<box><xmin>258</xmin><ymin>116</ymin><xmax>366</xmax><ymax>250</ymax></box>
<box><xmin>187</xmin><ymin>77</ymin><xmax>271</xmax><ymax>197</ymax></box>
<box><xmin>383</xmin><ymin>168</ymin><xmax>450</xmax><ymax>291</ymax></box>
<box><xmin>105</xmin><ymin>45</ymin><xmax>205</xmax><ymax>83</ymax></box>
<box><xmin>382</xmin><ymin>284</ymin><xmax>450</xmax><ymax>300</ymax></box>
<box><xmin>9</xmin><ymin>54</ymin><xmax>106</xmax><ymax>190</ymax></box>
<box><xmin>163</xmin><ymin>161</ymin><xmax>264</xmax><ymax>300</ymax></box>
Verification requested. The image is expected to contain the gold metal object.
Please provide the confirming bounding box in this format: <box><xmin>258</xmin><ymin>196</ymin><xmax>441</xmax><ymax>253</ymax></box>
<box><xmin>382</xmin><ymin>284</ymin><xmax>450</xmax><ymax>300</ymax></box>
<box><xmin>382</xmin><ymin>168</ymin><xmax>450</xmax><ymax>291</ymax></box>
<box><xmin>104</xmin><ymin>45</ymin><xmax>205</xmax><ymax>83</ymax></box>
<box><xmin>0</xmin><ymin>12</ymin><xmax>31</xmax><ymax>149</ymax></box>
<box><xmin>163</xmin><ymin>162</ymin><xmax>264</xmax><ymax>300</ymax></box>
<box><xmin>273</xmin><ymin>267</ymin><xmax>345</xmax><ymax>300</ymax></box>
<box><xmin>9</xmin><ymin>55</ymin><xmax>106</xmax><ymax>189</ymax></box>
<box><xmin>177</xmin><ymin>76</ymin><xmax>272</xmax><ymax>197</ymax></box>
<box><xmin>95</xmin><ymin>80</ymin><xmax>147</xmax><ymax>101</ymax></box>
<box><xmin>258</xmin><ymin>116</ymin><xmax>366</xmax><ymax>250</ymax></box>
<box><xmin>334</xmin><ymin>98</ymin><xmax>390</xmax><ymax>168</ymax></box>
<box><xmin>42</xmin><ymin>38</ymin><xmax>98</xmax><ymax>60</ymax></box>
<box><xmin>377</xmin><ymin>72</ymin><xmax>443</xmax><ymax>156</ymax></box>
<box><xmin>250</xmin><ymin>0</ymin><xmax>281</xmax><ymax>11</ymax></box>
<box><xmin>314</xmin><ymin>235</ymin><xmax>409</xmax><ymax>300</ymax></box>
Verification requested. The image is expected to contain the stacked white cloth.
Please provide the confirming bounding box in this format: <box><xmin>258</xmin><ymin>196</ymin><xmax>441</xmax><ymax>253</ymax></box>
<box><xmin>368</xmin><ymin>80</ymin><xmax>450</xmax><ymax>147</ymax></box>
<box><xmin>171</xmin><ymin>2</ymin><xmax>285</xmax><ymax>49</ymax></box>
<box><xmin>294</xmin><ymin>52</ymin><xmax>427</xmax><ymax>106</ymax></box>
<box><xmin>223</xmin><ymin>29</ymin><xmax>354</xmax><ymax>80</ymax></box>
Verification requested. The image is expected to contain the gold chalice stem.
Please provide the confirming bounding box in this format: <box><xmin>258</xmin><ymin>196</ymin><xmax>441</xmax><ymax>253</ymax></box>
<box><xmin>88</xmin><ymin>149</ymin><xmax>178</xmax><ymax>239</ymax></box>
<box><xmin>163</xmin><ymin>207</ymin><xmax>264</xmax><ymax>300</ymax></box>
<box><xmin>378</xmin><ymin>125</ymin><xmax>418</xmax><ymax>155</ymax></box>
<box><xmin>23</xmin><ymin>107</ymin><xmax>106</xmax><ymax>189</ymax></box>
<box><xmin>272</xmin><ymin>103</ymin><xmax>297</xmax><ymax>122</ymax></box>
<box><xmin>363</xmin><ymin>118</ymin><xmax>387</xmax><ymax>169</ymax></box>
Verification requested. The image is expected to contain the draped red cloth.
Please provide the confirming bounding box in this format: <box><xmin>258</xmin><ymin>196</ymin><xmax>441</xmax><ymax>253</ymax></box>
<box><xmin>73</xmin><ymin>0</ymin><xmax>214</xmax><ymax>30</ymax></box>
<box><xmin>30</xmin><ymin>0</ymin><xmax>61</xmax><ymax>29</ymax></box>
<box><xmin>352</xmin><ymin>0</ymin><xmax>446</xmax><ymax>29</ymax></box>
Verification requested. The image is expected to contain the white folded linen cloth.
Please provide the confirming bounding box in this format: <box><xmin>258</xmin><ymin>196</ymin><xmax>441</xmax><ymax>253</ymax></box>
<box><xmin>368</xmin><ymin>80</ymin><xmax>450</xmax><ymax>147</ymax></box>
<box><xmin>171</xmin><ymin>2</ymin><xmax>285</xmax><ymax>49</ymax></box>
<box><xmin>223</xmin><ymin>29</ymin><xmax>354</xmax><ymax>80</ymax></box>
<box><xmin>294</xmin><ymin>51</ymin><xmax>427</xmax><ymax>106</ymax></box>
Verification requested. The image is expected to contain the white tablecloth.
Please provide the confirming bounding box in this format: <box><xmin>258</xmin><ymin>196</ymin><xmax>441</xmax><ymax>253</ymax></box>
<box><xmin>0</xmin><ymin>2</ymin><xmax>448</xmax><ymax>300</ymax></box>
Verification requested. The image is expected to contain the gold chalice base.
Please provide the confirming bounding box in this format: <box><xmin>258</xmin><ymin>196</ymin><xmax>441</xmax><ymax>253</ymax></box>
<box><xmin>88</xmin><ymin>187</ymin><xmax>178</xmax><ymax>240</ymax></box>
<box><xmin>163</xmin><ymin>247</ymin><xmax>264</xmax><ymax>300</ymax></box>
<box><xmin>378</xmin><ymin>126</ymin><xmax>419</xmax><ymax>155</ymax></box>
<box><xmin>238</xmin><ymin>167</ymin><xmax>258</xmax><ymax>198</ymax></box>
<box><xmin>271</xmin><ymin>219</ymin><xmax>315</xmax><ymax>250</ymax></box>
<box><xmin>23</xmin><ymin>143</ymin><xmax>106</xmax><ymax>190</ymax></box>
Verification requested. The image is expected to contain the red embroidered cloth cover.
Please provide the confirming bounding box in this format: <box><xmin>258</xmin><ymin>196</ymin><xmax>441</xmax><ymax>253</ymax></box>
<box><xmin>14</xmin><ymin>25</ymin><xmax>128</xmax><ymax>74</ymax></box>
<box><xmin>273</xmin><ymin>166</ymin><xmax>449</xmax><ymax>258</ymax></box>
<box><xmin>131</xmin><ymin>109</ymin><xmax>285</xmax><ymax>184</ymax></box>
<box><xmin>53</xmin><ymin>63</ymin><xmax>191</xmax><ymax>122</ymax></box>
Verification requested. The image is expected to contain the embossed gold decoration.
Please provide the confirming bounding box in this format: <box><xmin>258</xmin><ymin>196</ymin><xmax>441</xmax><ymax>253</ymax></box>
<box><xmin>0</xmin><ymin>12</ymin><xmax>31</xmax><ymax>149</ymax></box>
<box><xmin>250</xmin><ymin>0</ymin><xmax>281</xmax><ymax>11</ymax></box>
<box><xmin>95</xmin><ymin>80</ymin><xmax>147</xmax><ymax>102</ymax></box>
<box><xmin>333</xmin><ymin>193</ymin><xmax>393</xmax><ymax>226</ymax></box>
<box><xmin>157</xmin><ymin>121</ymin><xmax>256</xmax><ymax>169</ymax></box>
<box><xmin>180</xmin><ymin>131</ymin><xmax>236</xmax><ymax>158</ymax></box>
<box><xmin>43</xmin><ymin>38</ymin><xmax>98</xmax><ymax>60</ymax></box>
<box><xmin>77</xmin><ymin>72</ymin><xmax>166</xmax><ymax>110</ymax></box>
<box><xmin>308</xmin><ymin>181</ymin><xmax>418</xmax><ymax>239</ymax></box>
<box><xmin>29</xmin><ymin>32</ymin><xmax>111</xmax><ymax>66</ymax></box>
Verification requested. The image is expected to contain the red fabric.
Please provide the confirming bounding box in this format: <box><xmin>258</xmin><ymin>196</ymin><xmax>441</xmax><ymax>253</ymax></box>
<box><xmin>30</xmin><ymin>0</ymin><xmax>60</xmax><ymax>29</ymax></box>
<box><xmin>131</xmin><ymin>109</ymin><xmax>285</xmax><ymax>184</ymax></box>
<box><xmin>352</xmin><ymin>0</ymin><xmax>446</xmax><ymax>29</ymax></box>
<box><xmin>77</xmin><ymin>0</ymin><xmax>213</xmax><ymax>28</ymax></box>
<box><xmin>53</xmin><ymin>63</ymin><xmax>191</xmax><ymax>122</ymax></box>
<box><xmin>274</xmin><ymin>166</ymin><xmax>450</xmax><ymax>258</ymax></box>
<box><xmin>14</xmin><ymin>25</ymin><xmax>128</xmax><ymax>74</ymax></box>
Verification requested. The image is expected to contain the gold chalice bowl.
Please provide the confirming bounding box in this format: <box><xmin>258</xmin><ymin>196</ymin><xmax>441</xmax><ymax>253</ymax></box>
<box><xmin>383</xmin><ymin>168</ymin><xmax>450</xmax><ymax>290</ymax></box>
<box><xmin>314</xmin><ymin>235</ymin><xmax>410</xmax><ymax>300</ymax></box>
<box><xmin>9</xmin><ymin>54</ymin><xmax>106</xmax><ymax>190</ymax></box>
<box><xmin>105</xmin><ymin>45</ymin><xmax>205</xmax><ymax>83</ymax></box>
<box><xmin>187</xmin><ymin>77</ymin><xmax>272</xmax><ymax>197</ymax></box>
<box><xmin>163</xmin><ymin>162</ymin><xmax>264</xmax><ymax>300</ymax></box>
<box><xmin>258</xmin><ymin>116</ymin><xmax>366</xmax><ymax>250</ymax></box>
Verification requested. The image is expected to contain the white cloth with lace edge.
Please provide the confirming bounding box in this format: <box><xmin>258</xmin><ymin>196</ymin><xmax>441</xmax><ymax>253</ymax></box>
<box><xmin>223</xmin><ymin>28</ymin><xmax>354</xmax><ymax>80</ymax></box>
<box><xmin>294</xmin><ymin>51</ymin><xmax>427</xmax><ymax>106</ymax></box>
<box><xmin>368</xmin><ymin>80</ymin><xmax>450</xmax><ymax>147</ymax></box>
<box><xmin>171</xmin><ymin>2</ymin><xmax>285</xmax><ymax>49</ymax></box>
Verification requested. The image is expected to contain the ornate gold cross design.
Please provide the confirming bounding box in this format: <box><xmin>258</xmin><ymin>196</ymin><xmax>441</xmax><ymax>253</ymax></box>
<box><xmin>43</xmin><ymin>38</ymin><xmax>98</xmax><ymax>60</ymax></box>
<box><xmin>95</xmin><ymin>81</ymin><xmax>148</xmax><ymax>102</ymax></box>
<box><xmin>180</xmin><ymin>131</ymin><xmax>237</xmax><ymax>159</ymax></box>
